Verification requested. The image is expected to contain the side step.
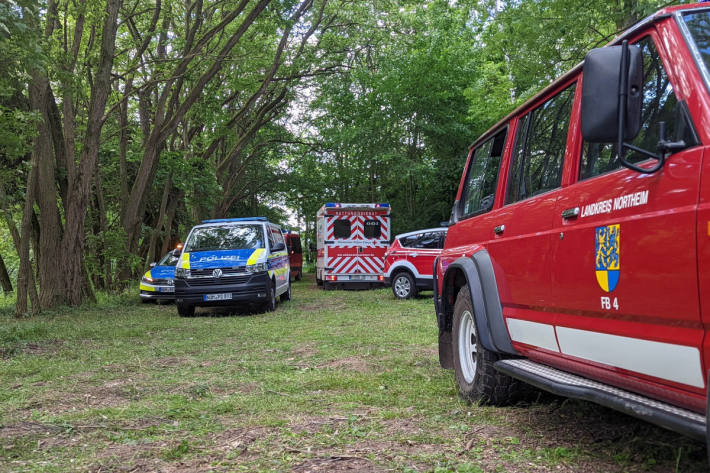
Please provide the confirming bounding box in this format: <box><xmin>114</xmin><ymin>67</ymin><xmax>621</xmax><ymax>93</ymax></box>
<box><xmin>494</xmin><ymin>359</ymin><xmax>706</xmax><ymax>441</ymax></box>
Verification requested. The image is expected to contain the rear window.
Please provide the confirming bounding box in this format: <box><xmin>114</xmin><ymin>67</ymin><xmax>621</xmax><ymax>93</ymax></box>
<box><xmin>333</xmin><ymin>219</ymin><xmax>351</xmax><ymax>239</ymax></box>
<box><xmin>184</xmin><ymin>224</ymin><xmax>264</xmax><ymax>252</ymax></box>
<box><xmin>288</xmin><ymin>236</ymin><xmax>302</xmax><ymax>253</ymax></box>
<box><xmin>364</xmin><ymin>220</ymin><xmax>381</xmax><ymax>238</ymax></box>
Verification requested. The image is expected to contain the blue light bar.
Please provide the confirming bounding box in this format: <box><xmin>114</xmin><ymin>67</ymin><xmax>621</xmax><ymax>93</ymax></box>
<box><xmin>202</xmin><ymin>217</ymin><xmax>268</xmax><ymax>223</ymax></box>
<box><xmin>324</xmin><ymin>203</ymin><xmax>340</xmax><ymax>208</ymax></box>
<box><xmin>375</xmin><ymin>203</ymin><xmax>390</xmax><ymax>208</ymax></box>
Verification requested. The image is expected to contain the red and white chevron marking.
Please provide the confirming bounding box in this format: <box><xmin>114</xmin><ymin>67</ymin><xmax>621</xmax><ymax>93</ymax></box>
<box><xmin>325</xmin><ymin>215</ymin><xmax>389</xmax><ymax>240</ymax></box>
<box><xmin>327</xmin><ymin>255</ymin><xmax>384</xmax><ymax>275</ymax></box>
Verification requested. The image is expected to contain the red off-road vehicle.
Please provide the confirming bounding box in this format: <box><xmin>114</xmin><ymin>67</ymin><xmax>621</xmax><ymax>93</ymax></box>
<box><xmin>435</xmin><ymin>3</ymin><xmax>710</xmax><ymax>445</ymax></box>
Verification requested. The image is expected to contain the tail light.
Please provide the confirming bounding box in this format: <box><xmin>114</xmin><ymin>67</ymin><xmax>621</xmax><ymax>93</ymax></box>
<box><xmin>378</xmin><ymin>275</ymin><xmax>385</xmax><ymax>281</ymax></box>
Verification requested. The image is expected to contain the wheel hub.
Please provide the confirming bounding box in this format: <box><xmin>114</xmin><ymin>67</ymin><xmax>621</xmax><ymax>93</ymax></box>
<box><xmin>458</xmin><ymin>310</ymin><xmax>478</xmax><ymax>384</ymax></box>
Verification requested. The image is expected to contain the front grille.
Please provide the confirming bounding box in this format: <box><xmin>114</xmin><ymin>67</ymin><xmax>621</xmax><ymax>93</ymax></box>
<box><xmin>190</xmin><ymin>267</ymin><xmax>246</xmax><ymax>277</ymax></box>
<box><xmin>151</xmin><ymin>278</ymin><xmax>173</xmax><ymax>285</ymax></box>
<box><xmin>187</xmin><ymin>275</ymin><xmax>250</xmax><ymax>286</ymax></box>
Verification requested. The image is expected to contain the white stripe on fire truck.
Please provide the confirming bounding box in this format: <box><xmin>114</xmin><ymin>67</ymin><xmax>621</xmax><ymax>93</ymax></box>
<box><xmin>506</xmin><ymin>318</ymin><xmax>705</xmax><ymax>389</ymax></box>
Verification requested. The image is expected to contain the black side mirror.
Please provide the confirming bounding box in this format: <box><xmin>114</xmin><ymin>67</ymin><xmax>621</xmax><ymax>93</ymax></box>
<box><xmin>582</xmin><ymin>43</ymin><xmax>643</xmax><ymax>143</ymax></box>
<box><xmin>582</xmin><ymin>41</ymin><xmax>686</xmax><ymax>174</ymax></box>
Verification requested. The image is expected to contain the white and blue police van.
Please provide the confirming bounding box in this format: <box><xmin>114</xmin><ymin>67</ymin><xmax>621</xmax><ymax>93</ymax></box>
<box><xmin>174</xmin><ymin>217</ymin><xmax>290</xmax><ymax>316</ymax></box>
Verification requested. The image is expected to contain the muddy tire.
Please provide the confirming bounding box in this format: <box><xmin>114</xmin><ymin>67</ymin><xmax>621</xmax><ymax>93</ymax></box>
<box><xmin>392</xmin><ymin>271</ymin><xmax>417</xmax><ymax>300</ymax></box>
<box><xmin>452</xmin><ymin>284</ymin><xmax>520</xmax><ymax>405</ymax></box>
<box><xmin>177</xmin><ymin>302</ymin><xmax>195</xmax><ymax>318</ymax></box>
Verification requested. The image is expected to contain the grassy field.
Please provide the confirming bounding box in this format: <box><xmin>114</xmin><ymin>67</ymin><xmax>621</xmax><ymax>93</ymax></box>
<box><xmin>0</xmin><ymin>275</ymin><xmax>707</xmax><ymax>472</ymax></box>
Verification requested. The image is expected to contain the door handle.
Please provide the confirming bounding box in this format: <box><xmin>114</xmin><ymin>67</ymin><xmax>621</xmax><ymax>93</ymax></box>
<box><xmin>494</xmin><ymin>225</ymin><xmax>505</xmax><ymax>235</ymax></box>
<box><xmin>561</xmin><ymin>207</ymin><xmax>580</xmax><ymax>220</ymax></box>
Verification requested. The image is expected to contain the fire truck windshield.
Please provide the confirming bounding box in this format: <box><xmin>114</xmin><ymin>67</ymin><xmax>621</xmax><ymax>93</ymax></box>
<box><xmin>680</xmin><ymin>10</ymin><xmax>710</xmax><ymax>87</ymax></box>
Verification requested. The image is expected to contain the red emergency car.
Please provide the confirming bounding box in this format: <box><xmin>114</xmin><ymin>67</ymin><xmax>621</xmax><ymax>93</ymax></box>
<box><xmin>384</xmin><ymin>228</ymin><xmax>447</xmax><ymax>299</ymax></box>
<box><xmin>316</xmin><ymin>203</ymin><xmax>390</xmax><ymax>289</ymax></box>
<box><xmin>283</xmin><ymin>231</ymin><xmax>303</xmax><ymax>281</ymax></box>
<box><xmin>435</xmin><ymin>3</ymin><xmax>710</xmax><ymax>443</ymax></box>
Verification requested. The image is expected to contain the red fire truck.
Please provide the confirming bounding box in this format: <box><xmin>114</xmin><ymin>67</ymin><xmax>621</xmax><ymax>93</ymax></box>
<box><xmin>316</xmin><ymin>203</ymin><xmax>390</xmax><ymax>289</ymax></box>
<box><xmin>434</xmin><ymin>3</ymin><xmax>710</xmax><ymax>444</ymax></box>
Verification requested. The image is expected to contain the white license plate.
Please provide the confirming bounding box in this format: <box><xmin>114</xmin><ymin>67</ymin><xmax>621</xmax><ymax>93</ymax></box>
<box><xmin>204</xmin><ymin>293</ymin><xmax>232</xmax><ymax>301</ymax></box>
<box><xmin>160</xmin><ymin>286</ymin><xmax>175</xmax><ymax>293</ymax></box>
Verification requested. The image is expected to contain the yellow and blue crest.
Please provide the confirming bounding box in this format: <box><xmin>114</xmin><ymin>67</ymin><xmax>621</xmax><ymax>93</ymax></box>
<box><xmin>595</xmin><ymin>224</ymin><xmax>620</xmax><ymax>292</ymax></box>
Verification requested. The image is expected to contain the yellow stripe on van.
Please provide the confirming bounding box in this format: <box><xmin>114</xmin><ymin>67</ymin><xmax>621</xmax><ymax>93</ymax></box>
<box><xmin>140</xmin><ymin>283</ymin><xmax>156</xmax><ymax>292</ymax></box>
<box><xmin>247</xmin><ymin>248</ymin><xmax>265</xmax><ymax>265</ymax></box>
<box><xmin>180</xmin><ymin>252</ymin><xmax>191</xmax><ymax>269</ymax></box>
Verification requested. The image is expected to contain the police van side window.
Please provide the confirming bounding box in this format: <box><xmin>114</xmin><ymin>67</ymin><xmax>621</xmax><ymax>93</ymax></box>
<box><xmin>333</xmin><ymin>219</ymin><xmax>351</xmax><ymax>239</ymax></box>
<box><xmin>580</xmin><ymin>37</ymin><xmax>683</xmax><ymax>179</ymax></box>
<box><xmin>506</xmin><ymin>82</ymin><xmax>576</xmax><ymax>204</ymax></box>
<box><xmin>460</xmin><ymin>128</ymin><xmax>507</xmax><ymax>218</ymax></box>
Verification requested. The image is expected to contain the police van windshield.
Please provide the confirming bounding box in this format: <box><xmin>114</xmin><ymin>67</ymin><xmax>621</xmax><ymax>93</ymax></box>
<box><xmin>184</xmin><ymin>224</ymin><xmax>264</xmax><ymax>252</ymax></box>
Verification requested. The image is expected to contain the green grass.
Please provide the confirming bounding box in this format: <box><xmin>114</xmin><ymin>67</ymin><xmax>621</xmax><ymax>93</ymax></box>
<box><xmin>0</xmin><ymin>275</ymin><xmax>707</xmax><ymax>472</ymax></box>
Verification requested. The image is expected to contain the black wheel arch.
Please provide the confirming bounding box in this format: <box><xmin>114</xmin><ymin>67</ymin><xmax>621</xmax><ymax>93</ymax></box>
<box><xmin>437</xmin><ymin>249</ymin><xmax>517</xmax><ymax>369</ymax></box>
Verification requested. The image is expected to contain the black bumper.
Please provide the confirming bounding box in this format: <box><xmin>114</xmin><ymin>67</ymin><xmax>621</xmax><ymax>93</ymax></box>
<box><xmin>384</xmin><ymin>275</ymin><xmax>435</xmax><ymax>291</ymax></box>
<box><xmin>175</xmin><ymin>272</ymin><xmax>270</xmax><ymax>306</ymax></box>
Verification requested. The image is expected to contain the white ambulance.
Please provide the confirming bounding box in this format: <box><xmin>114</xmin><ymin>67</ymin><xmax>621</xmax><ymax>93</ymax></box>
<box><xmin>316</xmin><ymin>203</ymin><xmax>391</xmax><ymax>289</ymax></box>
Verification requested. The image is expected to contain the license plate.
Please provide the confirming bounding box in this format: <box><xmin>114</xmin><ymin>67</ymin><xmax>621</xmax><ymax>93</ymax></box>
<box><xmin>160</xmin><ymin>286</ymin><xmax>175</xmax><ymax>293</ymax></box>
<box><xmin>204</xmin><ymin>293</ymin><xmax>232</xmax><ymax>301</ymax></box>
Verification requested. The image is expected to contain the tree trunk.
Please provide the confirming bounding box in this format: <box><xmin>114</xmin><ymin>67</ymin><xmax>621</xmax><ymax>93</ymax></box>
<box><xmin>60</xmin><ymin>0</ymin><xmax>122</xmax><ymax>305</ymax></box>
<box><xmin>0</xmin><ymin>254</ymin><xmax>13</xmax><ymax>294</ymax></box>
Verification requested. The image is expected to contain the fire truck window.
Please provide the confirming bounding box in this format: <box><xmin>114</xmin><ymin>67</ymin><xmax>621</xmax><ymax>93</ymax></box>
<box><xmin>506</xmin><ymin>82</ymin><xmax>576</xmax><ymax>204</ymax></box>
<box><xmin>364</xmin><ymin>220</ymin><xmax>381</xmax><ymax>238</ymax></box>
<box><xmin>460</xmin><ymin>127</ymin><xmax>507</xmax><ymax>218</ymax></box>
<box><xmin>333</xmin><ymin>219</ymin><xmax>351</xmax><ymax>239</ymax></box>
<box><xmin>580</xmin><ymin>37</ymin><xmax>684</xmax><ymax>180</ymax></box>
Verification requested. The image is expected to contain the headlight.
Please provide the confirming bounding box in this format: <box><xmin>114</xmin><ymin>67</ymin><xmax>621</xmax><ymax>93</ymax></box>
<box><xmin>141</xmin><ymin>275</ymin><xmax>153</xmax><ymax>283</ymax></box>
<box><xmin>246</xmin><ymin>262</ymin><xmax>268</xmax><ymax>273</ymax></box>
<box><xmin>175</xmin><ymin>267</ymin><xmax>190</xmax><ymax>278</ymax></box>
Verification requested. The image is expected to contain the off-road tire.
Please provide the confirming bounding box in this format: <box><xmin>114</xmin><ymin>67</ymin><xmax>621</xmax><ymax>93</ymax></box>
<box><xmin>392</xmin><ymin>271</ymin><xmax>417</xmax><ymax>300</ymax></box>
<box><xmin>280</xmin><ymin>281</ymin><xmax>291</xmax><ymax>302</ymax></box>
<box><xmin>264</xmin><ymin>281</ymin><xmax>277</xmax><ymax>312</ymax></box>
<box><xmin>177</xmin><ymin>302</ymin><xmax>195</xmax><ymax>318</ymax></box>
<box><xmin>452</xmin><ymin>284</ymin><xmax>521</xmax><ymax>405</ymax></box>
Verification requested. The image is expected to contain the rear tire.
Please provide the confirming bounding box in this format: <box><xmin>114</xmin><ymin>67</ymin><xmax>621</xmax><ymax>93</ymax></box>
<box><xmin>392</xmin><ymin>271</ymin><xmax>417</xmax><ymax>300</ymax></box>
<box><xmin>452</xmin><ymin>284</ymin><xmax>520</xmax><ymax>405</ymax></box>
<box><xmin>280</xmin><ymin>281</ymin><xmax>291</xmax><ymax>302</ymax></box>
<box><xmin>177</xmin><ymin>302</ymin><xmax>195</xmax><ymax>318</ymax></box>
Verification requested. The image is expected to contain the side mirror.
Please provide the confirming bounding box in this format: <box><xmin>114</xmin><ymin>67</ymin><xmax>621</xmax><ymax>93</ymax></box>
<box><xmin>272</xmin><ymin>242</ymin><xmax>286</xmax><ymax>252</ymax></box>
<box><xmin>149</xmin><ymin>262</ymin><xmax>157</xmax><ymax>268</ymax></box>
<box><xmin>170</xmin><ymin>249</ymin><xmax>180</xmax><ymax>257</ymax></box>
<box><xmin>582</xmin><ymin>43</ymin><xmax>643</xmax><ymax>143</ymax></box>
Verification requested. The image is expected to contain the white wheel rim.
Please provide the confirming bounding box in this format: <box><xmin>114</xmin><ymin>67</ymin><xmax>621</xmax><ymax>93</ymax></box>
<box><xmin>394</xmin><ymin>276</ymin><xmax>411</xmax><ymax>298</ymax></box>
<box><xmin>458</xmin><ymin>310</ymin><xmax>477</xmax><ymax>384</ymax></box>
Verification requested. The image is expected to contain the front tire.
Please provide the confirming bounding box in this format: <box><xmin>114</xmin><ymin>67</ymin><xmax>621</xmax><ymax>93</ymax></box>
<box><xmin>177</xmin><ymin>302</ymin><xmax>195</xmax><ymax>318</ymax></box>
<box><xmin>452</xmin><ymin>284</ymin><xmax>519</xmax><ymax>405</ymax></box>
<box><xmin>392</xmin><ymin>271</ymin><xmax>417</xmax><ymax>299</ymax></box>
<box><xmin>264</xmin><ymin>281</ymin><xmax>277</xmax><ymax>312</ymax></box>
